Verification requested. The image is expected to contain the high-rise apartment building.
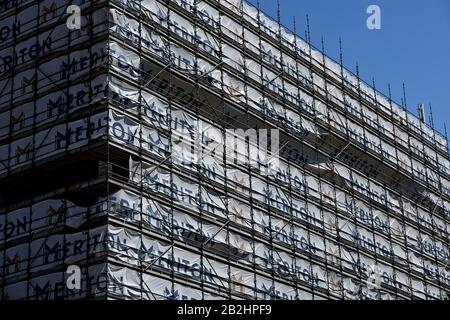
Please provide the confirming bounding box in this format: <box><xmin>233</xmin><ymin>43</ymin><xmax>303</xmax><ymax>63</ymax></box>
<box><xmin>0</xmin><ymin>0</ymin><xmax>449</xmax><ymax>300</ymax></box>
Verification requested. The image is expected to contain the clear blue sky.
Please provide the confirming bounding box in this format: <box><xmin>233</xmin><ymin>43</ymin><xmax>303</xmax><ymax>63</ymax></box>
<box><xmin>248</xmin><ymin>0</ymin><xmax>450</xmax><ymax>139</ymax></box>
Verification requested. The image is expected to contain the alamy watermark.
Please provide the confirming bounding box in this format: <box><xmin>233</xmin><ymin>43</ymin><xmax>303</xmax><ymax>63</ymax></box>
<box><xmin>171</xmin><ymin>121</ymin><xmax>280</xmax><ymax>176</ymax></box>
<box><xmin>66</xmin><ymin>5</ymin><xmax>81</xmax><ymax>30</ymax></box>
<box><xmin>367</xmin><ymin>5</ymin><xmax>382</xmax><ymax>30</ymax></box>
<box><xmin>366</xmin><ymin>264</ymin><xmax>382</xmax><ymax>289</ymax></box>
<box><xmin>66</xmin><ymin>265</ymin><xmax>81</xmax><ymax>290</ymax></box>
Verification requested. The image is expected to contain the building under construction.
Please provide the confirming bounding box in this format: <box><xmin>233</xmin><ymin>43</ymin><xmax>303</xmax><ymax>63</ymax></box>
<box><xmin>0</xmin><ymin>0</ymin><xmax>449</xmax><ymax>300</ymax></box>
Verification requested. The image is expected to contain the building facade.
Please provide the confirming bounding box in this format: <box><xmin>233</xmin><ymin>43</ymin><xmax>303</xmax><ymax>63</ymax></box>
<box><xmin>0</xmin><ymin>0</ymin><xmax>449</xmax><ymax>300</ymax></box>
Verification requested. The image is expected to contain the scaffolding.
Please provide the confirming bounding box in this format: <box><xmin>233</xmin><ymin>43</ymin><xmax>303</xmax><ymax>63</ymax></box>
<box><xmin>0</xmin><ymin>0</ymin><xmax>449</xmax><ymax>300</ymax></box>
